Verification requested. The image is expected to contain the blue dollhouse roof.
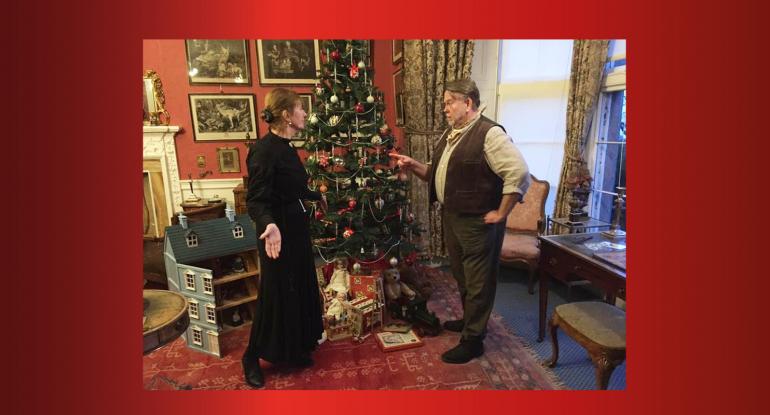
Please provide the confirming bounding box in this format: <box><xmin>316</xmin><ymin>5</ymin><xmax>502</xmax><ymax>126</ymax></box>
<box><xmin>165</xmin><ymin>214</ymin><xmax>257</xmax><ymax>264</ymax></box>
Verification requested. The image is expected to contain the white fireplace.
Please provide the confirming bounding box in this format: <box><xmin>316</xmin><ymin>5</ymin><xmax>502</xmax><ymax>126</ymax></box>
<box><xmin>143</xmin><ymin>125</ymin><xmax>182</xmax><ymax>238</ymax></box>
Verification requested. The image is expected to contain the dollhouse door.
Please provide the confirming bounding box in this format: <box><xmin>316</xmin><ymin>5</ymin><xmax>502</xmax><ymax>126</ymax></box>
<box><xmin>207</xmin><ymin>331</ymin><xmax>220</xmax><ymax>357</ymax></box>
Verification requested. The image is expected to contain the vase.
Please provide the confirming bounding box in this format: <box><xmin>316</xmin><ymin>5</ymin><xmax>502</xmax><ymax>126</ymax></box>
<box><xmin>568</xmin><ymin>188</ymin><xmax>591</xmax><ymax>222</ymax></box>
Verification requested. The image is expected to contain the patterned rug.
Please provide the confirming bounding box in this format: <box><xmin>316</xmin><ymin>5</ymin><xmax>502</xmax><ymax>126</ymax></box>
<box><xmin>143</xmin><ymin>267</ymin><xmax>564</xmax><ymax>390</ymax></box>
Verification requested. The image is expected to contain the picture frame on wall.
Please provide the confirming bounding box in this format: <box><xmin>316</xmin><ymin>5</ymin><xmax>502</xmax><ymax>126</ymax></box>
<box><xmin>298</xmin><ymin>93</ymin><xmax>313</xmax><ymax>113</ymax></box>
<box><xmin>185</xmin><ymin>40</ymin><xmax>251</xmax><ymax>85</ymax></box>
<box><xmin>393</xmin><ymin>68</ymin><xmax>405</xmax><ymax>126</ymax></box>
<box><xmin>216</xmin><ymin>147</ymin><xmax>241</xmax><ymax>173</ymax></box>
<box><xmin>188</xmin><ymin>94</ymin><xmax>258</xmax><ymax>142</ymax></box>
<box><xmin>392</xmin><ymin>40</ymin><xmax>403</xmax><ymax>63</ymax></box>
<box><xmin>256</xmin><ymin>40</ymin><xmax>321</xmax><ymax>84</ymax></box>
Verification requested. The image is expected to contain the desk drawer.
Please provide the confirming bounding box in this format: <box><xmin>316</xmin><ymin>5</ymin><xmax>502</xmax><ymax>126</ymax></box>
<box><xmin>539</xmin><ymin>243</ymin><xmax>625</xmax><ymax>292</ymax></box>
<box><xmin>540</xmin><ymin>244</ymin><xmax>596</xmax><ymax>280</ymax></box>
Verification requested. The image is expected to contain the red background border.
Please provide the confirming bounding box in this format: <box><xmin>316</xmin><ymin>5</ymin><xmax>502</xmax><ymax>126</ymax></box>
<box><xmin>9</xmin><ymin>0</ymin><xmax>769</xmax><ymax>413</ymax></box>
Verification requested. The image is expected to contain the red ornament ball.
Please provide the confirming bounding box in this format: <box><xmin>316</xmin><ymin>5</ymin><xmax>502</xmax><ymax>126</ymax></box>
<box><xmin>354</xmin><ymin>102</ymin><xmax>365</xmax><ymax>113</ymax></box>
<box><xmin>315</xmin><ymin>210</ymin><xmax>325</xmax><ymax>220</ymax></box>
<box><xmin>348</xmin><ymin>199</ymin><xmax>357</xmax><ymax>208</ymax></box>
<box><xmin>331</xmin><ymin>50</ymin><xmax>341</xmax><ymax>61</ymax></box>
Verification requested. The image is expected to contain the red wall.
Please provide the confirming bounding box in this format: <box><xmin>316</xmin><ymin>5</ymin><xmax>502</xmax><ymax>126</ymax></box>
<box><xmin>142</xmin><ymin>40</ymin><xmax>403</xmax><ymax>181</ymax></box>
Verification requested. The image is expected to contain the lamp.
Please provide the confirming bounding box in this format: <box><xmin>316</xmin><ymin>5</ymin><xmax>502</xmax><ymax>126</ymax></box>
<box><xmin>601</xmin><ymin>187</ymin><xmax>626</xmax><ymax>239</ymax></box>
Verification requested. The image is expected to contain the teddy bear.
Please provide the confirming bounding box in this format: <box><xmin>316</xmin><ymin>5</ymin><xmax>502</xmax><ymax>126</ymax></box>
<box><xmin>382</xmin><ymin>268</ymin><xmax>417</xmax><ymax>303</ymax></box>
<box><xmin>325</xmin><ymin>257</ymin><xmax>350</xmax><ymax>297</ymax></box>
<box><xmin>398</xmin><ymin>263</ymin><xmax>433</xmax><ymax>299</ymax></box>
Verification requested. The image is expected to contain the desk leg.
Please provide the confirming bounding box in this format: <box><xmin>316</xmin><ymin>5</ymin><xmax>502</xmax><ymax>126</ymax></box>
<box><xmin>538</xmin><ymin>268</ymin><xmax>549</xmax><ymax>342</ymax></box>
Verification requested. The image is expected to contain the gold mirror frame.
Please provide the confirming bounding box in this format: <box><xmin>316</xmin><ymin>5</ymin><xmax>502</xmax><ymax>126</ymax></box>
<box><xmin>143</xmin><ymin>69</ymin><xmax>171</xmax><ymax>125</ymax></box>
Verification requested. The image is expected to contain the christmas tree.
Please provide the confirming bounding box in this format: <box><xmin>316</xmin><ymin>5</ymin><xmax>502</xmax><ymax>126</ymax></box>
<box><xmin>302</xmin><ymin>40</ymin><xmax>420</xmax><ymax>266</ymax></box>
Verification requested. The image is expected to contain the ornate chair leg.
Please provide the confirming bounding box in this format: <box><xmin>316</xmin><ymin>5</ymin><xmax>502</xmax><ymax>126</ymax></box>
<box><xmin>591</xmin><ymin>353</ymin><xmax>617</xmax><ymax>390</ymax></box>
<box><xmin>545</xmin><ymin>315</ymin><xmax>560</xmax><ymax>367</ymax></box>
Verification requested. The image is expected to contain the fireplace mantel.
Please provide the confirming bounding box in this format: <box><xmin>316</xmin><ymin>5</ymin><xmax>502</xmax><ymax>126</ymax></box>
<box><xmin>143</xmin><ymin>125</ymin><xmax>182</xmax><ymax>225</ymax></box>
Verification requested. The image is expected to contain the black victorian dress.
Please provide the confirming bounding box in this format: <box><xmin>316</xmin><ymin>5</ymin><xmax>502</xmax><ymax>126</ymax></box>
<box><xmin>243</xmin><ymin>132</ymin><xmax>323</xmax><ymax>364</ymax></box>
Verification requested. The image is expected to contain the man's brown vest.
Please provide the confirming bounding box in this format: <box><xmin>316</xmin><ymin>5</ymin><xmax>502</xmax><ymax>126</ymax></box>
<box><xmin>429</xmin><ymin>115</ymin><xmax>505</xmax><ymax>214</ymax></box>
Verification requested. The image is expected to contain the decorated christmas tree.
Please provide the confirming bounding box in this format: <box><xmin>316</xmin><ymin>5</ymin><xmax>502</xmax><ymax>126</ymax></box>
<box><xmin>302</xmin><ymin>40</ymin><xmax>420</xmax><ymax>267</ymax></box>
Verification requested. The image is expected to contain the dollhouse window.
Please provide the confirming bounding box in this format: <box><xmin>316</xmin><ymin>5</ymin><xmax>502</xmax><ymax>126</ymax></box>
<box><xmin>188</xmin><ymin>300</ymin><xmax>199</xmax><ymax>319</ymax></box>
<box><xmin>184</xmin><ymin>271</ymin><xmax>196</xmax><ymax>291</ymax></box>
<box><xmin>191</xmin><ymin>326</ymin><xmax>203</xmax><ymax>346</ymax></box>
<box><xmin>186</xmin><ymin>233</ymin><xmax>199</xmax><ymax>247</ymax></box>
<box><xmin>202</xmin><ymin>274</ymin><xmax>213</xmax><ymax>294</ymax></box>
<box><xmin>205</xmin><ymin>304</ymin><xmax>216</xmax><ymax>324</ymax></box>
<box><xmin>232</xmin><ymin>225</ymin><xmax>244</xmax><ymax>238</ymax></box>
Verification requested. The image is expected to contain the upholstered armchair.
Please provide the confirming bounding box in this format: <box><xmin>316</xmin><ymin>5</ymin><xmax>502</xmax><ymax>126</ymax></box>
<box><xmin>499</xmin><ymin>175</ymin><xmax>550</xmax><ymax>294</ymax></box>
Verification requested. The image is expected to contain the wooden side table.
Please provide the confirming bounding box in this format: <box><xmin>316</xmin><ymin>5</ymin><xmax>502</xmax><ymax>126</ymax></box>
<box><xmin>143</xmin><ymin>290</ymin><xmax>189</xmax><ymax>354</ymax></box>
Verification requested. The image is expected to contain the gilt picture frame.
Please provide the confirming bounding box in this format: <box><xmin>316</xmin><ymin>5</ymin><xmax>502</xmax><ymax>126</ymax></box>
<box><xmin>216</xmin><ymin>147</ymin><xmax>240</xmax><ymax>173</ymax></box>
<box><xmin>392</xmin><ymin>40</ymin><xmax>403</xmax><ymax>63</ymax></box>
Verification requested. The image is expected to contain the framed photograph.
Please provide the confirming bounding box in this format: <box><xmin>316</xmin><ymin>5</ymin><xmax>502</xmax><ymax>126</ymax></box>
<box><xmin>188</xmin><ymin>94</ymin><xmax>258</xmax><ymax>142</ymax></box>
<box><xmin>375</xmin><ymin>329</ymin><xmax>423</xmax><ymax>352</ymax></box>
<box><xmin>392</xmin><ymin>40</ymin><xmax>403</xmax><ymax>63</ymax></box>
<box><xmin>256</xmin><ymin>40</ymin><xmax>321</xmax><ymax>84</ymax></box>
<box><xmin>185</xmin><ymin>40</ymin><xmax>251</xmax><ymax>85</ymax></box>
<box><xmin>216</xmin><ymin>147</ymin><xmax>240</xmax><ymax>173</ymax></box>
<box><xmin>393</xmin><ymin>68</ymin><xmax>405</xmax><ymax>126</ymax></box>
<box><xmin>298</xmin><ymin>93</ymin><xmax>313</xmax><ymax>113</ymax></box>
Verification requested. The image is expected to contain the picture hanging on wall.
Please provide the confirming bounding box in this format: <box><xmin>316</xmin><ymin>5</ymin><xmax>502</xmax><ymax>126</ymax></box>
<box><xmin>188</xmin><ymin>94</ymin><xmax>258</xmax><ymax>142</ymax></box>
<box><xmin>298</xmin><ymin>93</ymin><xmax>313</xmax><ymax>113</ymax></box>
<box><xmin>216</xmin><ymin>147</ymin><xmax>240</xmax><ymax>173</ymax></box>
<box><xmin>393</xmin><ymin>68</ymin><xmax>405</xmax><ymax>126</ymax></box>
<box><xmin>256</xmin><ymin>40</ymin><xmax>320</xmax><ymax>84</ymax></box>
<box><xmin>185</xmin><ymin>40</ymin><xmax>251</xmax><ymax>85</ymax></box>
<box><xmin>392</xmin><ymin>40</ymin><xmax>403</xmax><ymax>63</ymax></box>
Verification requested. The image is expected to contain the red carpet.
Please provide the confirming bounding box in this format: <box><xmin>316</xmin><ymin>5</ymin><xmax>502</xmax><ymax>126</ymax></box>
<box><xmin>143</xmin><ymin>267</ymin><xmax>564</xmax><ymax>390</ymax></box>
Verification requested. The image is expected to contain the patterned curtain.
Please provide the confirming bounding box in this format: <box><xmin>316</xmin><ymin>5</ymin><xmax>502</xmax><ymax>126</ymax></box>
<box><xmin>402</xmin><ymin>40</ymin><xmax>474</xmax><ymax>258</ymax></box>
<box><xmin>553</xmin><ymin>40</ymin><xmax>610</xmax><ymax>219</ymax></box>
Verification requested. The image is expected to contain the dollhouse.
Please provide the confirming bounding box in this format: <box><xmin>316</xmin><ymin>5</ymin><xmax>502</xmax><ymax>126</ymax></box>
<box><xmin>164</xmin><ymin>206</ymin><xmax>260</xmax><ymax>357</ymax></box>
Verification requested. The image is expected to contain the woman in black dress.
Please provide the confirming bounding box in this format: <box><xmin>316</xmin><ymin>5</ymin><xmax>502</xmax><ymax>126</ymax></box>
<box><xmin>242</xmin><ymin>88</ymin><xmax>326</xmax><ymax>388</ymax></box>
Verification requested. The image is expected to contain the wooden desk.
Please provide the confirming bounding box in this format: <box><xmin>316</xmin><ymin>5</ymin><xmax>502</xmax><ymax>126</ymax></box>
<box><xmin>537</xmin><ymin>233</ymin><xmax>626</xmax><ymax>342</ymax></box>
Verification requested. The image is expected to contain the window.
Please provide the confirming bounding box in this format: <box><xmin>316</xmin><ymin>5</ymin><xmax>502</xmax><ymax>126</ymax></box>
<box><xmin>205</xmin><ymin>304</ymin><xmax>216</xmax><ymax>324</ymax></box>
<box><xmin>202</xmin><ymin>274</ymin><xmax>213</xmax><ymax>295</ymax></box>
<box><xmin>186</xmin><ymin>233</ymin><xmax>198</xmax><ymax>247</ymax></box>
<box><xmin>191</xmin><ymin>326</ymin><xmax>203</xmax><ymax>346</ymax></box>
<box><xmin>232</xmin><ymin>224</ymin><xmax>244</xmax><ymax>238</ymax></box>
<box><xmin>587</xmin><ymin>40</ymin><xmax>626</xmax><ymax>230</ymax></box>
<box><xmin>188</xmin><ymin>299</ymin><xmax>199</xmax><ymax>319</ymax></box>
<box><xmin>184</xmin><ymin>271</ymin><xmax>196</xmax><ymax>291</ymax></box>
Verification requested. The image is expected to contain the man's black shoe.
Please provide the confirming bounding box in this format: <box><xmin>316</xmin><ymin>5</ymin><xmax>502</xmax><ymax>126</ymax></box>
<box><xmin>442</xmin><ymin>319</ymin><xmax>464</xmax><ymax>332</ymax></box>
<box><xmin>440</xmin><ymin>337</ymin><xmax>484</xmax><ymax>364</ymax></box>
<box><xmin>242</xmin><ymin>356</ymin><xmax>265</xmax><ymax>388</ymax></box>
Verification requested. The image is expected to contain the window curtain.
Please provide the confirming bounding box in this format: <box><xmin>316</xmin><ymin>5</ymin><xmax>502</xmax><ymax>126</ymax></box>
<box><xmin>402</xmin><ymin>40</ymin><xmax>475</xmax><ymax>258</ymax></box>
<box><xmin>553</xmin><ymin>40</ymin><xmax>610</xmax><ymax>219</ymax></box>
